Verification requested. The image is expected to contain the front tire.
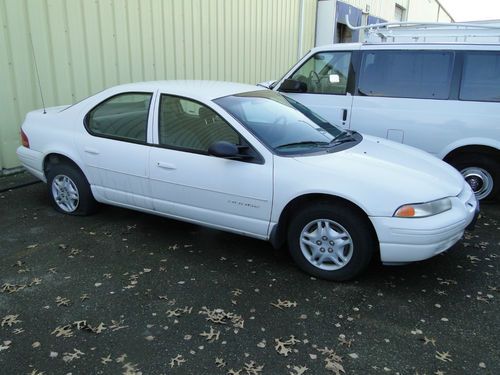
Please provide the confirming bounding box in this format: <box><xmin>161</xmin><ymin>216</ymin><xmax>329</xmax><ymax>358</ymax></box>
<box><xmin>46</xmin><ymin>163</ymin><xmax>98</xmax><ymax>216</ymax></box>
<box><xmin>287</xmin><ymin>202</ymin><xmax>375</xmax><ymax>281</ymax></box>
<box><xmin>448</xmin><ymin>153</ymin><xmax>499</xmax><ymax>201</ymax></box>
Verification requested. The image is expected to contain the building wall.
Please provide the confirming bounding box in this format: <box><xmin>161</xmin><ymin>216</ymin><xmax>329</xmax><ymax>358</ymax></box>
<box><xmin>339</xmin><ymin>0</ymin><xmax>402</xmax><ymax>21</ymax></box>
<box><xmin>341</xmin><ymin>0</ymin><xmax>452</xmax><ymax>23</ymax></box>
<box><xmin>437</xmin><ymin>8</ymin><xmax>452</xmax><ymax>23</ymax></box>
<box><xmin>0</xmin><ymin>0</ymin><xmax>317</xmax><ymax>172</ymax></box>
<box><xmin>407</xmin><ymin>0</ymin><xmax>452</xmax><ymax>23</ymax></box>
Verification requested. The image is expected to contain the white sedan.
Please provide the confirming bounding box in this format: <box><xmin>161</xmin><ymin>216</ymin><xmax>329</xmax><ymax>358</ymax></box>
<box><xmin>17</xmin><ymin>81</ymin><xmax>479</xmax><ymax>280</ymax></box>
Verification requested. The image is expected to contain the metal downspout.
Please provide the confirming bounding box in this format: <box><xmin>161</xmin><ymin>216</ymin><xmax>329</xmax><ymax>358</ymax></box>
<box><xmin>298</xmin><ymin>0</ymin><xmax>305</xmax><ymax>59</ymax></box>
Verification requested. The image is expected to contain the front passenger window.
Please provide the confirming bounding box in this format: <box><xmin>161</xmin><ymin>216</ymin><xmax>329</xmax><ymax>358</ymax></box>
<box><xmin>158</xmin><ymin>95</ymin><xmax>240</xmax><ymax>152</ymax></box>
<box><xmin>289</xmin><ymin>52</ymin><xmax>351</xmax><ymax>95</ymax></box>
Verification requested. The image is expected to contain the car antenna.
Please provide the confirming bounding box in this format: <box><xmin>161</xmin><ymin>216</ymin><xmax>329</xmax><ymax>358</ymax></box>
<box><xmin>29</xmin><ymin>33</ymin><xmax>46</xmax><ymax>114</ymax></box>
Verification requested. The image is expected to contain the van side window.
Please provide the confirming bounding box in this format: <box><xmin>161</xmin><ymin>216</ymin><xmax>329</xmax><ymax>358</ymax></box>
<box><xmin>358</xmin><ymin>51</ymin><xmax>453</xmax><ymax>100</ymax></box>
<box><xmin>460</xmin><ymin>52</ymin><xmax>500</xmax><ymax>102</ymax></box>
<box><xmin>289</xmin><ymin>52</ymin><xmax>351</xmax><ymax>95</ymax></box>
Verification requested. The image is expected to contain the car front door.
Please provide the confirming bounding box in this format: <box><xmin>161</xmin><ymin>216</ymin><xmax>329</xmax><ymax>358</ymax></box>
<box><xmin>149</xmin><ymin>94</ymin><xmax>273</xmax><ymax>238</ymax></box>
<box><xmin>76</xmin><ymin>91</ymin><xmax>155</xmax><ymax>210</ymax></box>
<box><xmin>276</xmin><ymin>50</ymin><xmax>356</xmax><ymax>129</ymax></box>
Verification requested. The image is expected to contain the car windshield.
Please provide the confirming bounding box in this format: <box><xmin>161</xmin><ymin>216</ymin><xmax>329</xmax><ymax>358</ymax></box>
<box><xmin>214</xmin><ymin>90</ymin><xmax>344</xmax><ymax>154</ymax></box>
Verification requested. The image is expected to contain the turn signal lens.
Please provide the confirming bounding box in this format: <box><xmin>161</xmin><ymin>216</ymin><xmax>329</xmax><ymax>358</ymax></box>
<box><xmin>394</xmin><ymin>198</ymin><xmax>452</xmax><ymax>218</ymax></box>
<box><xmin>395</xmin><ymin>205</ymin><xmax>415</xmax><ymax>217</ymax></box>
<box><xmin>21</xmin><ymin>129</ymin><xmax>30</xmax><ymax>148</ymax></box>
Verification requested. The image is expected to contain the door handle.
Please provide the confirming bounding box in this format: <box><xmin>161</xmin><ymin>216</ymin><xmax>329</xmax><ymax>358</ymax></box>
<box><xmin>157</xmin><ymin>161</ymin><xmax>176</xmax><ymax>170</ymax></box>
<box><xmin>84</xmin><ymin>147</ymin><xmax>100</xmax><ymax>155</ymax></box>
<box><xmin>342</xmin><ymin>109</ymin><xmax>348</xmax><ymax>122</ymax></box>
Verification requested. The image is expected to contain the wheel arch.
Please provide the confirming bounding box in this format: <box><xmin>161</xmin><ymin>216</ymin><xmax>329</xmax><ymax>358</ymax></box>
<box><xmin>43</xmin><ymin>152</ymin><xmax>99</xmax><ymax>215</ymax></box>
<box><xmin>270</xmin><ymin>193</ymin><xmax>379</xmax><ymax>252</ymax></box>
<box><xmin>443</xmin><ymin>144</ymin><xmax>500</xmax><ymax>163</ymax></box>
<box><xmin>43</xmin><ymin>153</ymin><xmax>89</xmax><ymax>181</ymax></box>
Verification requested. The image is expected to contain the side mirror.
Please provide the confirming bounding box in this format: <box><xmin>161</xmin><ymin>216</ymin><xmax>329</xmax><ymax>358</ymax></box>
<box><xmin>208</xmin><ymin>141</ymin><xmax>240</xmax><ymax>159</ymax></box>
<box><xmin>279</xmin><ymin>79</ymin><xmax>307</xmax><ymax>93</ymax></box>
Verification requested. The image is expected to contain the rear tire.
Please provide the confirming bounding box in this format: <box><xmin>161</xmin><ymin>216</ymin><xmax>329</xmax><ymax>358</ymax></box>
<box><xmin>46</xmin><ymin>163</ymin><xmax>98</xmax><ymax>216</ymax></box>
<box><xmin>448</xmin><ymin>153</ymin><xmax>499</xmax><ymax>201</ymax></box>
<box><xmin>287</xmin><ymin>202</ymin><xmax>375</xmax><ymax>281</ymax></box>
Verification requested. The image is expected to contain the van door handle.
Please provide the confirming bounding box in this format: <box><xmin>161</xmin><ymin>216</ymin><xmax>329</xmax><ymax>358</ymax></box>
<box><xmin>157</xmin><ymin>161</ymin><xmax>176</xmax><ymax>170</ymax></box>
<box><xmin>84</xmin><ymin>147</ymin><xmax>100</xmax><ymax>155</ymax></box>
<box><xmin>342</xmin><ymin>109</ymin><xmax>348</xmax><ymax>122</ymax></box>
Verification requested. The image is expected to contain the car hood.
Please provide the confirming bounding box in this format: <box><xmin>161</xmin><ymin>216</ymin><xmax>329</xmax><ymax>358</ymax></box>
<box><xmin>292</xmin><ymin>135</ymin><xmax>464</xmax><ymax>211</ymax></box>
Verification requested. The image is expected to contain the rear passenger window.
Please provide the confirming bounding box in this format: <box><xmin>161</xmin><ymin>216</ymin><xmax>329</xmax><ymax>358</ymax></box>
<box><xmin>460</xmin><ymin>52</ymin><xmax>500</xmax><ymax>102</ymax></box>
<box><xmin>358</xmin><ymin>51</ymin><xmax>454</xmax><ymax>99</ymax></box>
<box><xmin>158</xmin><ymin>95</ymin><xmax>240</xmax><ymax>153</ymax></box>
<box><xmin>86</xmin><ymin>93</ymin><xmax>152</xmax><ymax>142</ymax></box>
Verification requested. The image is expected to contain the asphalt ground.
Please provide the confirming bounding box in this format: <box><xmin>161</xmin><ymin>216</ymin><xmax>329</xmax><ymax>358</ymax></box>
<box><xmin>0</xmin><ymin>173</ymin><xmax>498</xmax><ymax>375</ymax></box>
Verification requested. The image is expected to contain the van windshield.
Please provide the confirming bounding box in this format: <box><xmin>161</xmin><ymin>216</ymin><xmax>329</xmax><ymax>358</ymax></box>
<box><xmin>215</xmin><ymin>90</ymin><xmax>346</xmax><ymax>154</ymax></box>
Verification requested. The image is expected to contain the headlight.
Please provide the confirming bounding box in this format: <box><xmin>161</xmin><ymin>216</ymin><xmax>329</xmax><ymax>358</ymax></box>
<box><xmin>394</xmin><ymin>198</ymin><xmax>452</xmax><ymax>218</ymax></box>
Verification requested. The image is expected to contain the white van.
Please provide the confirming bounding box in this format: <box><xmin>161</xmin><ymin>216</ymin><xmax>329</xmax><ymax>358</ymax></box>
<box><xmin>265</xmin><ymin>42</ymin><xmax>500</xmax><ymax>201</ymax></box>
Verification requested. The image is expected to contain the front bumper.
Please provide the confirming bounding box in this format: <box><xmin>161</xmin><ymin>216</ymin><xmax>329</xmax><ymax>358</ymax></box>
<box><xmin>370</xmin><ymin>186</ymin><xmax>478</xmax><ymax>264</ymax></box>
<box><xmin>465</xmin><ymin>199</ymin><xmax>480</xmax><ymax>231</ymax></box>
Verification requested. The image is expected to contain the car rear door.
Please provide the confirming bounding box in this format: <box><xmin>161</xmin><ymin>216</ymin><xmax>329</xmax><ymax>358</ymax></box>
<box><xmin>76</xmin><ymin>91</ymin><xmax>156</xmax><ymax>210</ymax></box>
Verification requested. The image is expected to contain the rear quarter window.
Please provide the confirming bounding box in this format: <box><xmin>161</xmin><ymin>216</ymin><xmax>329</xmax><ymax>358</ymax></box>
<box><xmin>358</xmin><ymin>50</ymin><xmax>454</xmax><ymax>100</ymax></box>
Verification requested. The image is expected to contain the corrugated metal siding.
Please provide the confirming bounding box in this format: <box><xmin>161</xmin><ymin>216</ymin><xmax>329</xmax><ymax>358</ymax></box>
<box><xmin>302</xmin><ymin>0</ymin><xmax>318</xmax><ymax>56</ymax></box>
<box><xmin>0</xmin><ymin>0</ymin><xmax>317</xmax><ymax>171</ymax></box>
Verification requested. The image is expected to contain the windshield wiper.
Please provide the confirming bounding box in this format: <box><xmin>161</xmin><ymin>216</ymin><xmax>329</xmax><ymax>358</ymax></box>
<box><xmin>329</xmin><ymin>130</ymin><xmax>357</xmax><ymax>145</ymax></box>
<box><xmin>276</xmin><ymin>131</ymin><xmax>358</xmax><ymax>150</ymax></box>
<box><xmin>275</xmin><ymin>141</ymin><xmax>330</xmax><ymax>149</ymax></box>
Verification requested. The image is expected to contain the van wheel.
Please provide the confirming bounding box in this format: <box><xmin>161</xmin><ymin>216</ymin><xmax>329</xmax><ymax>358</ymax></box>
<box><xmin>287</xmin><ymin>202</ymin><xmax>375</xmax><ymax>281</ymax></box>
<box><xmin>46</xmin><ymin>163</ymin><xmax>98</xmax><ymax>215</ymax></box>
<box><xmin>449</xmin><ymin>154</ymin><xmax>499</xmax><ymax>201</ymax></box>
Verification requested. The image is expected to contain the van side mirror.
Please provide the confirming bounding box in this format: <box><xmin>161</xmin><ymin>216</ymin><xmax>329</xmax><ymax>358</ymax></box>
<box><xmin>279</xmin><ymin>79</ymin><xmax>308</xmax><ymax>93</ymax></box>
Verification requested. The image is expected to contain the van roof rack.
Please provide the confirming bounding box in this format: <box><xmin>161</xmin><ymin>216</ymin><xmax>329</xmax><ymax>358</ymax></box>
<box><xmin>345</xmin><ymin>15</ymin><xmax>500</xmax><ymax>44</ymax></box>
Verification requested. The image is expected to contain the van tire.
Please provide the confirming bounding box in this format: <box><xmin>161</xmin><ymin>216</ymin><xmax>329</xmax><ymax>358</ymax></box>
<box><xmin>449</xmin><ymin>153</ymin><xmax>499</xmax><ymax>201</ymax></box>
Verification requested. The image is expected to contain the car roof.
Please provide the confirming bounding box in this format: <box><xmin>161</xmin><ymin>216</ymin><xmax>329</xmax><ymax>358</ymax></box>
<box><xmin>112</xmin><ymin>80</ymin><xmax>266</xmax><ymax>101</ymax></box>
